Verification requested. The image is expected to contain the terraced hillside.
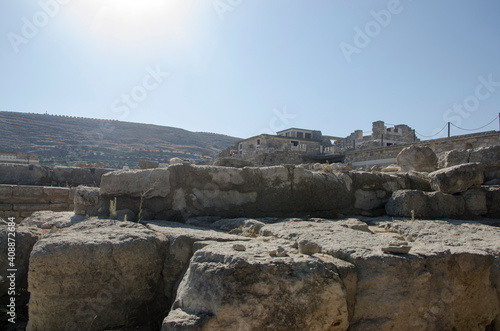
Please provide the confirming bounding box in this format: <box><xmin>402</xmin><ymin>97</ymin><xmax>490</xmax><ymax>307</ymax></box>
<box><xmin>0</xmin><ymin>111</ymin><xmax>239</xmax><ymax>168</ymax></box>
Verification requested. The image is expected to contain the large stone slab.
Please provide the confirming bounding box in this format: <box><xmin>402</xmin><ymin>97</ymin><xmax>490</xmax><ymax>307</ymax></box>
<box><xmin>100</xmin><ymin>168</ymin><xmax>171</xmax><ymax>198</ymax></box>
<box><xmin>260</xmin><ymin>219</ymin><xmax>500</xmax><ymax>331</ymax></box>
<box><xmin>144</xmin><ymin>221</ymin><xmax>247</xmax><ymax>304</ymax></box>
<box><xmin>397</xmin><ymin>145</ymin><xmax>437</xmax><ymax>172</ymax></box>
<box><xmin>350</xmin><ymin>171</ymin><xmax>410</xmax><ymax>216</ymax></box>
<box><xmin>0</xmin><ymin>222</ymin><xmax>44</xmax><ymax>324</ymax></box>
<box><xmin>27</xmin><ymin>219</ymin><xmax>169</xmax><ymax>331</ymax></box>
<box><xmin>21</xmin><ymin>211</ymin><xmax>87</xmax><ymax>229</ymax></box>
<box><xmin>51</xmin><ymin>166</ymin><xmax>112</xmax><ymax>187</ymax></box>
<box><xmin>429</xmin><ymin>163</ymin><xmax>484</xmax><ymax>194</ymax></box>
<box><xmin>469</xmin><ymin>145</ymin><xmax>500</xmax><ymax>168</ymax></box>
<box><xmin>97</xmin><ymin>165</ymin><xmax>354</xmax><ymax>220</ymax></box>
<box><xmin>163</xmin><ymin>241</ymin><xmax>349</xmax><ymax>331</ymax></box>
<box><xmin>385</xmin><ymin>190</ymin><xmax>465</xmax><ymax>219</ymax></box>
<box><xmin>0</xmin><ymin>164</ymin><xmax>51</xmax><ymax>186</ymax></box>
<box><xmin>73</xmin><ymin>186</ymin><xmax>106</xmax><ymax>217</ymax></box>
<box><xmin>437</xmin><ymin>149</ymin><xmax>470</xmax><ymax>168</ymax></box>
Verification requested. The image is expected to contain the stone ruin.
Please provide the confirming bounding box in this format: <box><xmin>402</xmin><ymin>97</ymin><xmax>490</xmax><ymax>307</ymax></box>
<box><xmin>0</xmin><ymin>145</ymin><xmax>499</xmax><ymax>330</ymax></box>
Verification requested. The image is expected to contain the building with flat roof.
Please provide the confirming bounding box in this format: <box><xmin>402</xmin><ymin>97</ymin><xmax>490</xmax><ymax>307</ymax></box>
<box><xmin>222</xmin><ymin>121</ymin><xmax>420</xmax><ymax>166</ymax></box>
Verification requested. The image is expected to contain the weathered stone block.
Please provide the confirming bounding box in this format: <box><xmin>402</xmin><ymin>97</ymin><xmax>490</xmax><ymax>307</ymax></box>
<box><xmin>351</xmin><ymin>171</ymin><xmax>409</xmax><ymax>215</ymax></box>
<box><xmin>43</xmin><ymin>186</ymin><xmax>70</xmax><ymax>204</ymax></box>
<box><xmin>100</xmin><ymin>168</ymin><xmax>171</xmax><ymax>198</ymax></box>
<box><xmin>0</xmin><ymin>164</ymin><xmax>51</xmax><ymax>186</ymax></box>
<box><xmin>437</xmin><ymin>149</ymin><xmax>470</xmax><ymax>168</ymax></box>
<box><xmin>469</xmin><ymin>145</ymin><xmax>500</xmax><ymax>167</ymax></box>
<box><xmin>0</xmin><ymin>224</ymin><xmax>44</xmax><ymax>320</ymax></box>
<box><xmin>27</xmin><ymin>219</ymin><xmax>169</xmax><ymax>331</ymax></box>
<box><xmin>73</xmin><ymin>186</ymin><xmax>106</xmax><ymax>216</ymax></box>
<box><xmin>397</xmin><ymin>145</ymin><xmax>438</xmax><ymax>172</ymax></box>
<box><xmin>483</xmin><ymin>185</ymin><xmax>500</xmax><ymax>218</ymax></box>
<box><xmin>144</xmin><ymin>221</ymin><xmax>246</xmax><ymax>305</ymax></box>
<box><xmin>0</xmin><ymin>185</ymin><xmax>13</xmax><ymax>201</ymax></box>
<box><xmin>429</xmin><ymin>163</ymin><xmax>484</xmax><ymax>194</ymax></box>
<box><xmin>463</xmin><ymin>188</ymin><xmax>487</xmax><ymax>217</ymax></box>
<box><xmin>51</xmin><ymin>166</ymin><xmax>112</xmax><ymax>187</ymax></box>
<box><xmin>164</xmin><ymin>241</ymin><xmax>349</xmax><ymax>331</ymax></box>
<box><xmin>386</xmin><ymin>190</ymin><xmax>465</xmax><ymax>218</ymax></box>
<box><xmin>12</xmin><ymin>186</ymin><xmax>44</xmax><ymax>203</ymax></box>
<box><xmin>13</xmin><ymin>203</ymin><xmax>69</xmax><ymax>212</ymax></box>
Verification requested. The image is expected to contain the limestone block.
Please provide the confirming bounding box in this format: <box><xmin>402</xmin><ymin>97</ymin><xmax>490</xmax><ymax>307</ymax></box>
<box><xmin>43</xmin><ymin>186</ymin><xmax>70</xmax><ymax>204</ymax></box>
<box><xmin>0</xmin><ymin>185</ymin><xmax>13</xmax><ymax>201</ymax></box>
<box><xmin>52</xmin><ymin>166</ymin><xmax>112</xmax><ymax>187</ymax></box>
<box><xmin>386</xmin><ymin>190</ymin><xmax>465</xmax><ymax>218</ymax></box>
<box><xmin>469</xmin><ymin>145</ymin><xmax>500</xmax><ymax>168</ymax></box>
<box><xmin>429</xmin><ymin>163</ymin><xmax>484</xmax><ymax>194</ymax></box>
<box><xmin>463</xmin><ymin>188</ymin><xmax>487</xmax><ymax>217</ymax></box>
<box><xmin>483</xmin><ymin>185</ymin><xmax>500</xmax><ymax>218</ymax></box>
<box><xmin>437</xmin><ymin>149</ymin><xmax>470</xmax><ymax>168</ymax></box>
<box><xmin>100</xmin><ymin>168</ymin><xmax>171</xmax><ymax>198</ymax></box>
<box><xmin>351</xmin><ymin>171</ymin><xmax>409</xmax><ymax>215</ymax></box>
<box><xmin>21</xmin><ymin>211</ymin><xmax>86</xmax><ymax>229</ymax></box>
<box><xmin>12</xmin><ymin>186</ymin><xmax>44</xmax><ymax>203</ymax></box>
<box><xmin>73</xmin><ymin>186</ymin><xmax>106</xmax><ymax>217</ymax></box>
<box><xmin>0</xmin><ymin>164</ymin><xmax>51</xmax><ymax>186</ymax></box>
<box><xmin>164</xmin><ymin>241</ymin><xmax>349</xmax><ymax>331</ymax></box>
<box><xmin>397</xmin><ymin>145</ymin><xmax>438</xmax><ymax>172</ymax></box>
<box><xmin>144</xmin><ymin>221</ymin><xmax>246</xmax><ymax>304</ymax></box>
<box><xmin>0</xmin><ymin>224</ymin><xmax>44</xmax><ymax>320</ymax></box>
<box><xmin>262</xmin><ymin>219</ymin><xmax>500</xmax><ymax>330</ymax></box>
<box><xmin>27</xmin><ymin>219</ymin><xmax>169</xmax><ymax>331</ymax></box>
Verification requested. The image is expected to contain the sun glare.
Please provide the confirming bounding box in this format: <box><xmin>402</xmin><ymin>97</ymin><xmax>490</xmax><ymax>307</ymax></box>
<box><xmin>73</xmin><ymin>0</ymin><xmax>194</xmax><ymax>42</ymax></box>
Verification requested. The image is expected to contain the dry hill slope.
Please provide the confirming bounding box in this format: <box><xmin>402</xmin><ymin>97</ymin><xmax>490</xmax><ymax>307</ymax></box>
<box><xmin>0</xmin><ymin>111</ymin><xmax>239</xmax><ymax>168</ymax></box>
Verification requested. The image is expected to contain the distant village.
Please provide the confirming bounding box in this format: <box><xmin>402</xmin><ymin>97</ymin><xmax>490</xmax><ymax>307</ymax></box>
<box><xmin>2</xmin><ymin>119</ymin><xmax>498</xmax><ymax>171</ymax></box>
<box><xmin>222</xmin><ymin>120</ymin><xmax>418</xmax><ymax>165</ymax></box>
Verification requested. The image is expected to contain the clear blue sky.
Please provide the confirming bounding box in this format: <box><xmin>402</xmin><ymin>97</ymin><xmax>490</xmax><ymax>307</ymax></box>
<box><xmin>1</xmin><ymin>0</ymin><xmax>499</xmax><ymax>140</ymax></box>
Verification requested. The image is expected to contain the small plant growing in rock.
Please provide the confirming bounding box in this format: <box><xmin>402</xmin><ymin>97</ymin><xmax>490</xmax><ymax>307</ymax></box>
<box><xmin>137</xmin><ymin>178</ymin><xmax>161</xmax><ymax>223</ymax></box>
<box><xmin>246</xmin><ymin>225</ymin><xmax>259</xmax><ymax>238</ymax></box>
<box><xmin>109</xmin><ymin>197</ymin><xmax>117</xmax><ymax>219</ymax></box>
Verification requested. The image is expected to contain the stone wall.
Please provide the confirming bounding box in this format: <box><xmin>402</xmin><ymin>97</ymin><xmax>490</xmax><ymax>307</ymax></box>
<box><xmin>0</xmin><ymin>185</ymin><xmax>75</xmax><ymax>221</ymax></box>
<box><xmin>0</xmin><ymin>163</ymin><xmax>113</xmax><ymax>187</ymax></box>
<box><xmin>76</xmin><ymin>146</ymin><xmax>500</xmax><ymax>221</ymax></box>
<box><xmin>345</xmin><ymin>131</ymin><xmax>500</xmax><ymax>169</ymax></box>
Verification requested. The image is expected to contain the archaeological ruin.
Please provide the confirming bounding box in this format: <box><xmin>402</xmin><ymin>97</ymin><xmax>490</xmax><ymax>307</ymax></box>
<box><xmin>0</xmin><ymin>123</ymin><xmax>499</xmax><ymax>330</ymax></box>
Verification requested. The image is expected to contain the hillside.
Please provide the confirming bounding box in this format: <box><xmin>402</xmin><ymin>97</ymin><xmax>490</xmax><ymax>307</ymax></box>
<box><xmin>0</xmin><ymin>111</ymin><xmax>240</xmax><ymax>168</ymax></box>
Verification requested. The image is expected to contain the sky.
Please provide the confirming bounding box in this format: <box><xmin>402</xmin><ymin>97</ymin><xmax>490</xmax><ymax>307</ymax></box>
<box><xmin>1</xmin><ymin>0</ymin><xmax>500</xmax><ymax>140</ymax></box>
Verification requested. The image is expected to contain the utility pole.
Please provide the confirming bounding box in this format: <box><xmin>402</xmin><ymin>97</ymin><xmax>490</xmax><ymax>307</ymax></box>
<box><xmin>448</xmin><ymin>122</ymin><xmax>451</xmax><ymax>138</ymax></box>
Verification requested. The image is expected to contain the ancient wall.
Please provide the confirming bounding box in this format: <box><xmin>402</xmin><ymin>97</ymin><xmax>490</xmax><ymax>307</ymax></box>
<box><xmin>0</xmin><ymin>163</ymin><xmax>113</xmax><ymax>187</ymax></box>
<box><xmin>76</xmin><ymin>153</ymin><xmax>499</xmax><ymax>221</ymax></box>
<box><xmin>345</xmin><ymin>131</ymin><xmax>500</xmax><ymax>169</ymax></box>
<box><xmin>0</xmin><ymin>185</ymin><xmax>75</xmax><ymax>220</ymax></box>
